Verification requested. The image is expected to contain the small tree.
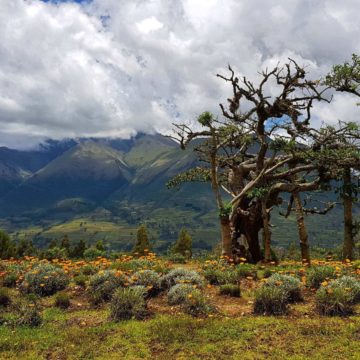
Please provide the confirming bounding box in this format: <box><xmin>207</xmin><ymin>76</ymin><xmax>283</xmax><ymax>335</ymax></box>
<box><xmin>70</xmin><ymin>239</ymin><xmax>87</xmax><ymax>258</ymax></box>
<box><xmin>172</xmin><ymin>229</ymin><xmax>192</xmax><ymax>258</ymax></box>
<box><xmin>60</xmin><ymin>235</ymin><xmax>70</xmax><ymax>255</ymax></box>
<box><xmin>133</xmin><ymin>225</ymin><xmax>151</xmax><ymax>256</ymax></box>
<box><xmin>0</xmin><ymin>230</ymin><xmax>15</xmax><ymax>259</ymax></box>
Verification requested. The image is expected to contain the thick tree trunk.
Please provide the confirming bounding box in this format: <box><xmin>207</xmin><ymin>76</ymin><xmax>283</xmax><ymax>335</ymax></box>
<box><xmin>261</xmin><ymin>199</ymin><xmax>272</xmax><ymax>262</ymax></box>
<box><xmin>343</xmin><ymin>167</ymin><xmax>353</xmax><ymax>260</ymax></box>
<box><xmin>220</xmin><ymin>216</ymin><xmax>232</xmax><ymax>257</ymax></box>
<box><xmin>293</xmin><ymin>192</ymin><xmax>311</xmax><ymax>264</ymax></box>
<box><xmin>245</xmin><ymin>228</ymin><xmax>263</xmax><ymax>263</ymax></box>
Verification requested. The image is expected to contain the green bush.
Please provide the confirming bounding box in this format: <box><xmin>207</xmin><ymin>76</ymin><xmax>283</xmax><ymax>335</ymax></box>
<box><xmin>203</xmin><ymin>268</ymin><xmax>238</xmax><ymax>285</ymax></box>
<box><xmin>236</xmin><ymin>264</ymin><xmax>257</xmax><ymax>278</ymax></box>
<box><xmin>254</xmin><ymin>285</ymin><xmax>288</xmax><ymax>315</ymax></box>
<box><xmin>0</xmin><ymin>287</ymin><xmax>11</xmax><ymax>307</ymax></box>
<box><xmin>316</xmin><ymin>285</ymin><xmax>354</xmax><ymax>316</ymax></box>
<box><xmin>111</xmin><ymin>259</ymin><xmax>155</xmax><ymax>272</ymax></box>
<box><xmin>88</xmin><ymin>270</ymin><xmax>127</xmax><ymax>305</ymax></box>
<box><xmin>16</xmin><ymin>307</ymin><xmax>42</xmax><ymax>327</ymax></box>
<box><xmin>167</xmin><ymin>253</ymin><xmax>187</xmax><ymax>264</ymax></box>
<box><xmin>43</xmin><ymin>246</ymin><xmax>68</xmax><ymax>261</ymax></box>
<box><xmin>110</xmin><ymin>287</ymin><xmax>148</xmax><ymax>321</ymax></box>
<box><xmin>79</xmin><ymin>265</ymin><xmax>98</xmax><ymax>276</ymax></box>
<box><xmin>167</xmin><ymin>284</ymin><xmax>194</xmax><ymax>305</ymax></box>
<box><xmin>133</xmin><ymin>225</ymin><xmax>151</xmax><ymax>256</ymax></box>
<box><xmin>74</xmin><ymin>275</ymin><xmax>87</xmax><ymax>288</ymax></box>
<box><xmin>219</xmin><ymin>284</ymin><xmax>241</xmax><ymax>297</ymax></box>
<box><xmin>21</xmin><ymin>264</ymin><xmax>69</xmax><ymax>297</ymax></box>
<box><xmin>171</xmin><ymin>229</ymin><xmax>192</xmax><ymax>258</ymax></box>
<box><xmin>2</xmin><ymin>272</ymin><xmax>17</xmax><ymax>288</ymax></box>
<box><xmin>161</xmin><ymin>268</ymin><xmax>203</xmax><ymax>289</ymax></box>
<box><xmin>84</xmin><ymin>247</ymin><xmax>105</xmax><ymax>260</ymax></box>
<box><xmin>264</xmin><ymin>274</ymin><xmax>303</xmax><ymax>303</ymax></box>
<box><xmin>181</xmin><ymin>289</ymin><xmax>213</xmax><ymax>317</ymax></box>
<box><xmin>328</xmin><ymin>276</ymin><xmax>360</xmax><ymax>304</ymax></box>
<box><xmin>132</xmin><ymin>270</ymin><xmax>161</xmax><ymax>297</ymax></box>
<box><xmin>306</xmin><ymin>266</ymin><xmax>335</xmax><ymax>289</ymax></box>
<box><xmin>55</xmin><ymin>292</ymin><xmax>71</xmax><ymax>309</ymax></box>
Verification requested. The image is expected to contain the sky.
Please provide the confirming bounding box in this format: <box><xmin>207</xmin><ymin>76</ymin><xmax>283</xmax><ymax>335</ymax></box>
<box><xmin>0</xmin><ymin>0</ymin><xmax>360</xmax><ymax>149</ymax></box>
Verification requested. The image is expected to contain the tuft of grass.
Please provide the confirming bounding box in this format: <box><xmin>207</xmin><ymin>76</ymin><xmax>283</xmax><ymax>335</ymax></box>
<box><xmin>254</xmin><ymin>286</ymin><xmax>288</xmax><ymax>315</ymax></box>
<box><xmin>219</xmin><ymin>284</ymin><xmax>241</xmax><ymax>297</ymax></box>
<box><xmin>316</xmin><ymin>285</ymin><xmax>354</xmax><ymax>316</ymax></box>
<box><xmin>306</xmin><ymin>266</ymin><xmax>335</xmax><ymax>289</ymax></box>
<box><xmin>264</xmin><ymin>273</ymin><xmax>303</xmax><ymax>303</ymax></box>
<box><xmin>167</xmin><ymin>284</ymin><xmax>194</xmax><ymax>305</ymax></box>
<box><xmin>54</xmin><ymin>292</ymin><xmax>71</xmax><ymax>309</ymax></box>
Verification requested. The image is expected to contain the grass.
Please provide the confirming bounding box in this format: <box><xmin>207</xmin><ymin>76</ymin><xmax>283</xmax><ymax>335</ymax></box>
<box><xmin>0</xmin><ymin>311</ymin><xmax>359</xmax><ymax>359</ymax></box>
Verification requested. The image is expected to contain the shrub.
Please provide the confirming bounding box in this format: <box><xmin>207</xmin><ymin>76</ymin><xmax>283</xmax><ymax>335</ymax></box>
<box><xmin>79</xmin><ymin>265</ymin><xmax>98</xmax><ymax>276</ymax></box>
<box><xmin>171</xmin><ymin>229</ymin><xmax>192</xmax><ymax>258</ymax></box>
<box><xmin>328</xmin><ymin>276</ymin><xmax>360</xmax><ymax>304</ymax></box>
<box><xmin>88</xmin><ymin>270</ymin><xmax>127</xmax><ymax>305</ymax></box>
<box><xmin>0</xmin><ymin>287</ymin><xmax>11</xmax><ymax>307</ymax></box>
<box><xmin>132</xmin><ymin>270</ymin><xmax>161</xmax><ymax>297</ymax></box>
<box><xmin>181</xmin><ymin>289</ymin><xmax>213</xmax><ymax>317</ymax></box>
<box><xmin>74</xmin><ymin>275</ymin><xmax>87</xmax><ymax>288</ymax></box>
<box><xmin>110</xmin><ymin>287</ymin><xmax>148</xmax><ymax>321</ymax></box>
<box><xmin>316</xmin><ymin>286</ymin><xmax>354</xmax><ymax>316</ymax></box>
<box><xmin>236</xmin><ymin>264</ymin><xmax>257</xmax><ymax>278</ymax></box>
<box><xmin>84</xmin><ymin>247</ymin><xmax>105</xmax><ymax>260</ymax></box>
<box><xmin>167</xmin><ymin>284</ymin><xmax>194</xmax><ymax>305</ymax></box>
<box><xmin>21</xmin><ymin>264</ymin><xmax>69</xmax><ymax>297</ymax></box>
<box><xmin>161</xmin><ymin>268</ymin><xmax>203</xmax><ymax>289</ymax></box>
<box><xmin>55</xmin><ymin>292</ymin><xmax>71</xmax><ymax>309</ymax></box>
<box><xmin>203</xmin><ymin>267</ymin><xmax>238</xmax><ymax>285</ymax></box>
<box><xmin>306</xmin><ymin>266</ymin><xmax>335</xmax><ymax>289</ymax></box>
<box><xmin>254</xmin><ymin>285</ymin><xmax>288</xmax><ymax>315</ymax></box>
<box><xmin>16</xmin><ymin>307</ymin><xmax>42</xmax><ymax>327</ymax></box>
<box><xmin>43</xmin><ymin>247</ymin><xmax>68</xmax><ymax>261</ymax></box>
<box><xmin>264</xmin><ymin>274</ymin><xmax>303</xmax><ymax>303</ymax></box>
<box><xmin>2</xmin><ymin>272</ymin><xmax>17</xmax><ymax>288</ymax></box>
<box><xmin>111</xmin><ymin>259</ymin><xmax>155</xmax><ymax>272</ymax></box>
<box><xmin>167</xmin><ymin>253</ymin><xmax>187</xmax><ymax>264</ymax></box>
<box><xmin>219</xmin><ymin>284</ymin><xmax>241</xmax><ymax>297</ymax></box>
<box><xmin>132</xmin><ymin>225</ymin><xmax>151</xmax><ymax>256</ymax></box>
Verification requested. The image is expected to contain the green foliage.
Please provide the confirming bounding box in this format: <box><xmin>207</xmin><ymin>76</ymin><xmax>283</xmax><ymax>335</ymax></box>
<box><xmin>0</xmin><ymin>287</ymin><xmax>11</xmax><ymax>307</ymax></box>
<box><xmin>131</xmin><ymin>270</ymin><xmax>161</xmax><ymax>297</ymax></box>
<box><xmin>306</xmin><ymin>266</ymin><xmax>335</xmax><ymax>288</ymax></box>
<box><xmin>254</xmin><ymin>285</ymin><xmax>288</xmax><ymax>315</ymax></box>
<box><xmin>167</xmin><ymin>253</ymin><xmax>187</xmax><ymax>263</ymax></box>
<box><xmin>133</xmin><ymin>225</ymin><xmax>151</xmax><ymax>256</ymax></box>
<box><xmin>110</xmin><ymin>258</ymin><xmax>155</xmax><ymax>272</ymax></box>
<box><xmin>2</xmin><ymin>272</ymin><xmax>18</xmax><ymax>288</ymax></box>
<box><xmin>79</xmin><ymin>264</ymin><xmax>98</xmax><ymax>276</ymax></box>
<box><xmin>88</xmin><ymin>270</ymin><xmax>127</xmax><ymax>305</ymax></box>
<box><xmin>0</xmin><ymin>230</ymin><xmax>15</xmax><ymax>259</ymax></box>
<box><xmin>43</xmin><ymin>246</ymin><xmax>68</xmax><ymax>261</ymax></box>
<box><xmin>316</xmin><ymin>285</ymin><xmax>354</xmax><ymax>316</ymax></box>
<box><xmin>236</xmin><ymin>264</ymin><xmax>257</xmax><ymax>278</ymax></box>
<box><xmin>110</xmin><ymin>287</ymin><xmax>148</xmax><ymax>321</ymax></box>
<box><xmin>54</xmin><ymin>292</ymin><xmax>71</xmax><ymax>309</ymax></box>
<box><xmin>83</xmin><ymin>247</ymin><xmax>105</xmax><ymax>260</ymax></box>
<box><xmin>74</xmin><ymin>275</ymin><xmax>87</xmax><ymax>287</ymax></box>
<box><xmin>70</xmin><ymin>239</ymin><xmax>87</xmax><ymax>258</ymax></box>
<box><xmin>181</xmin><ymin>289</ymin><xmax>213</xmax><ymax>317</ymax></box>
<box><xmin>21</xmin><ymin>264</ymin><xmax>69</xmax><ymax>297</ymax></box>
<box><xmin>219</xmin><ymin>202</ymin><xmax>232</xmax><ymax>218</ymax></box>
<box><xmin>161</xmin><ymin>268</ymin><xmax>203</xmax><ymax>289</ymax></box>
<box><xmin>264</xmin><ymin>274</ymin><xmax>303</xmax><ymax>303</ymax></box>
<box><xmin>203</xmin><ymin>267</ymin><xmax>238</xmax><ymax>285</ymax></box>
<box><xmin>167</xmin><ymin>284</ymin><xmax>195</xmax><ymax>305</ymax></box>
<box><xmin>219</xmin><ymin>284</ymin><xmax>241</xmax><ymax>297</ymax></box>
<box><xmin>172</xmin><ymin>229</ymin><xmax>192</xmax><ymax>258</ymax></box>
<box><xmin>197</xmin><ymin>111</ymin><xmax>214</xmax><ymax>127</ymax></box>
<box><xmin>327</xmin><ymin>276</ymin><xmax>360</xmax><ymax>304</ymax></box>
<box><xmin>166</xmin><ymin>167</ymin><xmax>211</xmax><ymax>189</ymax></box>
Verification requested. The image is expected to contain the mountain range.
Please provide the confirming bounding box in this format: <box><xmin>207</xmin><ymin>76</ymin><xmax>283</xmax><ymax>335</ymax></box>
<box><xmin>0</xmin><ymin>133</ymin><xmax>352</xmax><ymax>252</ymax></box>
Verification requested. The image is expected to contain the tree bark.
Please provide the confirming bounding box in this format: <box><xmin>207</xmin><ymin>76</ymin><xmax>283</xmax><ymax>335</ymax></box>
<box><xmin>343</xmin><ymin>167</ymin><xmax>354</xmax><ymax>260</ymax></box>
<box><xmin>220</xmin><ymin>216</ymin><xmax>232</xmax><ymax>257</ymax></box>
<box><xmin>261</xmin><ymin>199</ymin><xmax>272</xmax><ymax>262</ymax></box>
<box><xmin>293</xmin><ymin>192</ymin><xmax>311</xmax><ymax>264</ymax></box>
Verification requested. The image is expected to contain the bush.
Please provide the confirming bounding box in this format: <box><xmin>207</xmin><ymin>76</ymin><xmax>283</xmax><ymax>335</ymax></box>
<box><xmin>132</xmin><ymin>270</ymin><xmax>161</xmax><ymax>297</ymax></box>
<box><xmin>181</xmin><ymin>289</ymin><xmax>213</xmax><ymax>317</ymax></box>
<box><xmin>79</xmin><ymin>265</ymin><xmax>98</xmax><ymax>276</ymax></box>
<box><xmin>2</xmin><ymin>272</ymin><xmax>17</xmax><ymax>288</ymax></box>
<box><xmin>203</xmin><ymin>268</ymin><xmax>238</xmax><ymax>285</ymax></box>
<box><xmin>328</xmin><ymin>276</ymin><xmax>360</xmax><ymax>304</ymax></box>
<box><xmin>167</xmin><ymin>284</ymin><xmax>194</xmax><ymax>305</ymax></box>
<box><xmin>84</xmin><ymin>247</ymin><xmax>105</xmax><ymax>260</ymax></box>
<box><xmin>254</xmin><ymin>285</ymin><xmax>288</xmax><ymax>315</ymax></box>
<box><xmin>316</xmin><ymin>285</ymin><xmax>354</xmax><ymax>316</ymax></box>
<box><xmin>21</xmin><ymin>264</ymin><xmax>69</xmax><ymax>297</ymax></box>
<box><xmin>16</xmin><ymin>307</ymin><xmax>42</xmax><ymax>327</ymax></box>
<box><xmin>0</xmin><ymin>287</ymin><xmax>11</xmax><ymax>307</ymax></box>
<box><xmin>167</xmin><ymin>253</ymin><xmax>187</xmax><ymax>264</ymax></box>
<box><xmin>43</xmin><ymin>247</ymin><xmax>68</xmax><ymax>261</ymax></box>
<box><xmin>88</xmin><ymin>270</ymin><xmax>127</xmax><ymax>305</ymax></box>
<box><xmin>110</xmin><ymin>287</ymin><xmax>148</xmax><ymax>321</ymax></box>
<box><xmin>306</xmin><ymin>266</ymin><xmax>335</xmax><ymax>289</ymax></box>
<box><xmin>161</xmin><ymin>268</ymin><xmax>203</xmax><ymax>289</ymax></box>
<box><xmin>264</xmin><ymin>274</ymin><xmax>303</xmax><ymax>303</ymax></box>
<box><xmin>171</xmin><ymin>229</ymin><xmax>192</xmax><ymax>258</ymax></box>
<box><xmin>74</xmin><ymin>275</ymin><xmax>87</xmax><ymax>288</ymax></box>
<box><xmin>55</xmin><ymin>292</ymin><xmax>71</xmax><ymax>309</ymax></box>
<box><xmin>236</xmin><ymin>264</ymin><xmax>257</xmax><ymax>278</ymax></box>
<box><xmin>133</xmin><ymin>225</ymin><xmax>151</xmax><ymax>256</ymax></box>
<box><xmin>219</xmin><ymin>284</ymin><xmax>241</xmax><ymax>297</ymax></box>
<box><xmin>111</xmin><ymin>259</ymin><xmax>155</xmax><ymax>272</ymax></box>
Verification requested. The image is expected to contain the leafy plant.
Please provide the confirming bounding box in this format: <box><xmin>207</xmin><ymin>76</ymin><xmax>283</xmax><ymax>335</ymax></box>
<box><xmin>181</xmin><ymin>289</ymin><xmax>213</xmax><ymax>317</ymax></box>
<box><xmin>161</xmin><ymin>268</ymin><xmax>203</xmax><ymax>289</ymax></box>
<box><xmin>219</xmin><ymin>284</ymin><xmax>241</xmax><ymax>297</ymax></box>
<box><xmin>110</xmin><ymin>287</ymin><xmax>148</xmax><ymax>321</ymax></box>
<box><xmin>264</xmin><ymin>274</ymin><xmax>303</xmax><ymax>303</ymax></box>
<box><xmin>0</xmin><ymin>287</ymin><xmax>11</xmax><ymax>307</ymax></box>
<box><xmin>254</xmin><ymin>285</ymin><xmax>288</xmax><ymax>315</ymax></box>
<box><xmin>306</xmin><ymin>266</ymin><xmax>335</xmax><ymax>289</ymax></box>
<box><xmin>167</xmin><ymin>284</ymin><xmax>194</xmax><ymax>305</ymax></box>
<box><xmin>54</xmin><ymin>292</ymin><xmax>71</xmax><ymax>309</ymax></box>
<box><xmin>131</xmin><ymin>270</ymin><xmax>161</xmax><ymax>297</ymax></box>
<box><xmin>316</xmin><ymin>285</ymin><xmax>354</xmax><ymax>316</ymax></box>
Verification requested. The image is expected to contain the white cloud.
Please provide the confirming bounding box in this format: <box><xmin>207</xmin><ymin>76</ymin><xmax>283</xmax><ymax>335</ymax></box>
<box><xmin>0</xmin><ymin>0</ymin><xmax>359</xmax><ymax>148</ymax></box>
